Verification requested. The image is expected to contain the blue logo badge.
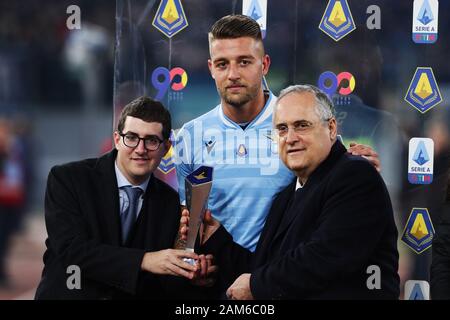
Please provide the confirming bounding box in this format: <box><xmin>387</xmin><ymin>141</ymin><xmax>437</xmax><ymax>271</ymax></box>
<box><xmin>404</xmin><ymin>280</ymin><xmax>430</xmax><ymax>300</ymax></box>
<box><xmin>413</xmin><ymin>0</ymin><xmax>439</xmax><ymax>44</ymax></box>
<box><xmin>319</xmin><ymin>0</ymin><xmax>356</xmax><ymax>41</ymax></box>
<box><xmin>418</xmin><ymin>0</ymin><xmax>434</xmax><ymax>25</ymax></box>
<box><xmin>157</xmin><ymin>146</ymin><xmax>175</xmax><ymax>174</ymax></box>
<box><xmin>404</xmin><ymin>67</ymin><xmax>442</xmax><ymax>113</ymax></box>
<box><xmin>247</xmin><ymin>0</ymin><xmax>262</xmax><ymax>21</ymax></box>
<box><xmin>408</xmin><ymin>138</ymin><xmax>434</xmax><ymax>184</ymax></box>
<box><xmin>413</xmin><ymin>142</ymin><xmax>429</xmax><ymax>166</ymax></box>
<box><xmin>401</xmin><ymin>208</ymin><xmax>435</xmax><ymax>254</ymax></box>
<box><xmin>410</xmin><ymin>283</ymin><xmax>425</xmax><ymax>300</ymax></box>
<box><xmin>187</xmin><ymin>166</ymin><xmax>213</xmax><ymax>185</ymax></box>
<box><xmin>152</xmin><ymin>0</ymin><xmax>188</xmax><ymax>38</ymax></box>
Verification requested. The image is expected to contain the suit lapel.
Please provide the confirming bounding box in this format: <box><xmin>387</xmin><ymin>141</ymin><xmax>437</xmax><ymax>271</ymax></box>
<box><xmin>253</xmin><ymin>181</ymin><xmax>295</xmax><ymax>265</ymax></box>
<box><xmin>271</xmin><ymin>140</ymin><xmax>348</xmax><ymax>245</ymax></box>
<box><xmin>96</xmin><ymin>150</ymin><xmax>122</xmax><ymax>245</ymax></box>
<box><xmin>272</xmin><ymin>187</ymin><xmax>308</xmax><ymax>244</ymax></box>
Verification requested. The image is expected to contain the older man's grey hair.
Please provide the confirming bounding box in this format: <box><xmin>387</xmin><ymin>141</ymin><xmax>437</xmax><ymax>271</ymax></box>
<box><xmin>275</xmin><ymin>84</ymin><xmax>335</xmax><ymax>122</ymax></box>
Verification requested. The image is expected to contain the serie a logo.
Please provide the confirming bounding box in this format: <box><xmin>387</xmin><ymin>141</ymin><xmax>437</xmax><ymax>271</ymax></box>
<box><xmin>404</xmin><ymin>67</ymin><xmax>442</xmax><ymax>113</ymax></box>
<box><xmin>152</xmin><ymin>0</ymin><xmax>188</xmax><ymax>38</ymax></box>
<box><xmin>408</xmin><ymin>138</ymin><xmax>434</xmax><ymax>185</ymax></box>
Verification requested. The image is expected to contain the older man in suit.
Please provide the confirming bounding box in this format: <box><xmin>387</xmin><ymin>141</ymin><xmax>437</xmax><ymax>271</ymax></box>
<box><xmin>186</xmin><ymin>84</ymin><xmax>400</xmax><ymax>299</ymax></box>
<box><xmin>431</xmin><ymin>173</ymin><xmax>450</xmax><ymax>299</ymax></box>
<box><xmin>35</xmin><ymin>97</ymin><xmax>203</xmax><ymax>299</ymax></box>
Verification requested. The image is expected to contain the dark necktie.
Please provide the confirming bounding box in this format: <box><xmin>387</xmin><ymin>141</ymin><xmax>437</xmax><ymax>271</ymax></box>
<box><xmin>120</xmin><ymin>186</ymin><xmax>143</xmax><ymax>244</ymax></box>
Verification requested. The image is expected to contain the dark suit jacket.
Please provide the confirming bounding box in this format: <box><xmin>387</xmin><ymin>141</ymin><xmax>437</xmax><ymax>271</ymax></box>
<box><xmin>203</xmin><ymin>140</ymin><xmax>400</xmax><ymax>299</ymax></box>
<box><xmin>430</xmin><ymin>178</ymin><xmax>450</xmax><ymax>299</ymax></box>
<box><xmin>35</xmin><ymin>149</ymin><xmax>186</xmax><ymax>299</ymax></box>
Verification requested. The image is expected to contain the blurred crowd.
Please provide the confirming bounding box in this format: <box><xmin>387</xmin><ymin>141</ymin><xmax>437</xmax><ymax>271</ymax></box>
<box><xmin>0</xmin><ymin>117</ymin><xmax>33</xmax><ymax>288</ymax></box>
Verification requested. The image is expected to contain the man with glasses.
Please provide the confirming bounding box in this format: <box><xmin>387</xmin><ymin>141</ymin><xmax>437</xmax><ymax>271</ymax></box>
<box><xmin>189</xmin><ymin>85</ymin><xmax>399</xmax><ymax>299</ymax></box>
<box><xmin>35</xmin><ymin>96</ymin><xmax>203</xmax><ymax>299</ymax></box>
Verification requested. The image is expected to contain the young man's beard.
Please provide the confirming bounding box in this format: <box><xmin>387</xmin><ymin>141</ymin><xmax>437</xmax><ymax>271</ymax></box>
<box><xmin>220</xmin><ymin>84</ymin><xmax>259</xmax><ymax>108</ymax></box>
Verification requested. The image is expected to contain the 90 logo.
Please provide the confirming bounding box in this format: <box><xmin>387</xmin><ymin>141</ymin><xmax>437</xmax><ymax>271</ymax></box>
<box><xmin>151</xmin><ymin>67</ymin><xmax>188</xmax><ymax>101</ymax></box>
<box><xmin>318</xmin><ymin>71</ymin><xmax>356</xmax><ymax>97</ymax></box>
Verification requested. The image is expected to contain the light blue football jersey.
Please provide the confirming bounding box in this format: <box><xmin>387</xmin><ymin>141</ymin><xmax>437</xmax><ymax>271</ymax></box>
<box><xmin>174</xmin><ymin>92</ymin><xmax>295</xmax><ymax>251</ymax></box>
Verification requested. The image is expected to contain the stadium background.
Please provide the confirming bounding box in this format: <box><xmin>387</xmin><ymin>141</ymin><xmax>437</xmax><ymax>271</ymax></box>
<box><xmin>0</xmin><ymin>0</ymin><xmax>449</xmax><ymax>299</ymax></box>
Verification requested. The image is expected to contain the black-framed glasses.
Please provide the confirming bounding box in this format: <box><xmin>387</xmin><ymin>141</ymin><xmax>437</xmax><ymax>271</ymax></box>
<box><xmin>119</xmin><ymin>132</ymin><xmax>164</xmax><ymax>151</ymax></box>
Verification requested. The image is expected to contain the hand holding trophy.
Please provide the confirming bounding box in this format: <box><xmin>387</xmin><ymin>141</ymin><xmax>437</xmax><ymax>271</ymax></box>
<box><xmin>183</xmin><ymin>166</ymin><xmax>213</xmax><ymax>265</ymax></box>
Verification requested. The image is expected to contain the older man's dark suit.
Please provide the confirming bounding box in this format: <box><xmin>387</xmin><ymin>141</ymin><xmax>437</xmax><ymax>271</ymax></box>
<box><xmin>203</xmin><ymin>140</ymin><xmax>400</xmax><ymax>299</ymax></box>
<box><xmin>35</xmin><ymin>149</ymin><xmax>185</xmax><ymax>299</ymax></box>
<box><xmin>431</xmin><ymin>175</ymin><xmax>450</xmax><ymax>299</ymax></box>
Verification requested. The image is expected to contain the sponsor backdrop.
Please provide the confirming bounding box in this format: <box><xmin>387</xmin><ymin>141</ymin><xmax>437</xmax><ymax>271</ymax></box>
<box><xmin>114</xmin><ymin>0</ymin><xmax>450</xmax><ymax>299</ymax></box>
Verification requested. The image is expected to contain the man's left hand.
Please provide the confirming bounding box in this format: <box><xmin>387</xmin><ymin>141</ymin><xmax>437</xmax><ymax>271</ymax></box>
<box><xmin>226</xmin><ymin>273</ymin><xmax>254</xmax><ymax>300</ymax></box>
<box><xmin>348</xmin><ymin>142</ymin><xmax>381</xmax><ymax>172</ymax></box>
